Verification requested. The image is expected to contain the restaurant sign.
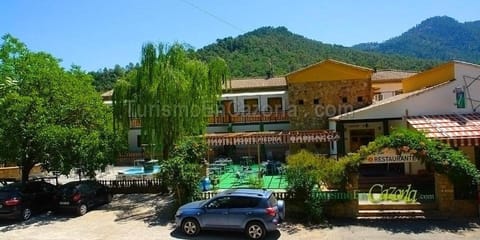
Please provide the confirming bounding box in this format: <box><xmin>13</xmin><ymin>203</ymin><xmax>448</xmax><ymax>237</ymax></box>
<box><xmin>364</xmin><ymin>148</ymin><xmax>420</xmax><ymax>164</ymax></box>
<box><xmin>206</xmin><ymin>130</ymin><xmax>340</xmax><ymax>146</ymax></box>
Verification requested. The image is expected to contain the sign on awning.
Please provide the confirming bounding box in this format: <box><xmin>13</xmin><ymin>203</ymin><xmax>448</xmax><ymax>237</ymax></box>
<box><xmin>205</xmin><ymin>130</ymin><xmax>340</xmax><ymax>146</ymax></box>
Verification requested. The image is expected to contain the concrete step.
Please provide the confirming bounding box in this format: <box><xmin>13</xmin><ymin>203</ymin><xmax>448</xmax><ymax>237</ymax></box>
<box><xmin>358</xmin><ymin>202</ymin><xmax>437</xmax><ymax>211</ymax></box>
<box><xmin>357</xmin><ymin>209</ymin><xmax>447</xmax><ymax>220</ymax></box>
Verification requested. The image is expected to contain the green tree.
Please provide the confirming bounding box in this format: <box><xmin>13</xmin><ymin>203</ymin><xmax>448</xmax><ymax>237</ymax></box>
<box><xmin>0</xmin><ymin>35</ymin><xmax>119</xmax><ymax>182</ymax></box>
<box><xmin>113</xmin><ymin>43</ymin><xmax>228</xmax><ymax>159</ymax></box>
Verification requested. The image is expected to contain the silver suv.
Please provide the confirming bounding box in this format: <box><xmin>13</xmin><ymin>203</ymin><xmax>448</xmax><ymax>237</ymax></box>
<box><xmin>175</xmin><ymin>189</ymin><xmax>285</xmax><ymax>239</ymax></box>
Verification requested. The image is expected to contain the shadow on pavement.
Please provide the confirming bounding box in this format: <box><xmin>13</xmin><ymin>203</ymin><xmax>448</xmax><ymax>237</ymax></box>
<box><xmin>170</xmin><ymin>228</ymin><xmax>281</xmax><ymax>240</ymax></box>
<box><xmin>324</xmin><ymin>218</ymin><xmax>480</xmax><ymax>234</ymax></box>
<box><xmin>0</xmin><ymin>211</ymin><xmax>71</xmax><ymax>232</ymax></box>
<box><xmin>100</xmin><ymin>193</ymin><xmax>176</xmax><ymax>227</ymax></box>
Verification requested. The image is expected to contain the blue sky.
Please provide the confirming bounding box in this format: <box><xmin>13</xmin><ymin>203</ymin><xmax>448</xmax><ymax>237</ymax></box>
<box><xmin>2</xmin><ymin>0</ymin><xmax>480</xmax><ymax>71</ymax></box>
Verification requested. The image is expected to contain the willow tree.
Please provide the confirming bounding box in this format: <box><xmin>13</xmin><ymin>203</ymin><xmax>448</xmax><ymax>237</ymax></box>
<box><xmin>113</xmin><ymin>43</ymin><xmax>228</xmax><ymax>159</ymax></box>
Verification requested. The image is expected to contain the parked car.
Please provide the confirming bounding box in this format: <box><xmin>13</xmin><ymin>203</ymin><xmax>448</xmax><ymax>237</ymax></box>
<box><xmin>0</xmin><ymin>180</ymin><xmax>58</xmax><ymax>221</ymax></box>
<box><xmin>56</xmin><ymin>180</ymin><xmax>112</xmax><ymax>216</ymax></box>
<box><xmin>175</xmin><ymin>189</ymin><xmax>285</xmax><ymax>240</ymax></box>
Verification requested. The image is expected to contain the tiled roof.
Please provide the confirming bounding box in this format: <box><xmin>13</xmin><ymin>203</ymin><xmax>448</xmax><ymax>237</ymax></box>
<box><xmin>225</xmin><ymin>77</ymin><xmax>287</xmax><ymax>90</ymax></box>
<box><xmin>407</xmin><ymin>112</ymin><xmax>480</xmax><ymax>147</ymax></box>
<box><xmin>372</xmin><ymin>70</ymin><xmax>417</xmax><ymax>81</ymax></box>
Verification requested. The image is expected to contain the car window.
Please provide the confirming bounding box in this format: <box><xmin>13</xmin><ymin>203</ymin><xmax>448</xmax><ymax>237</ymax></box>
<box><xmin>0</xmin><ymin>182</ymin><xmax>22</xmax><ymax>192</ymax></box>
<box><xmin>60</xmin><ymin>183</ymin><xmax>79</xmax><ymax>195</ymax></box>
<box><xmin>230</xmin><ymin>196</ymin><xmax>261</xmax><ymax>208</ymax></box>
<box><xmin>267</xmin><ymin>194</ymin><xmax>278</xmax><ymax>207</ymax></box>
<box><xmin>24</xmin><ymin>182</ymin><xmax>41</xmax><ymax>193</ymax></box>
<box><xmin>79</xmin><ymin>183</ymin><xmax>93</xmax><ymax>194</ymax></box>
<box><xmin>41</xmin><ymin>182</ymin><xmax>56</xmax><ymax>193</ymax></box>
<box><xmin>205</xmin><ymin>196</ymin><xmax>231</xmax><ymax>209</ymax></box>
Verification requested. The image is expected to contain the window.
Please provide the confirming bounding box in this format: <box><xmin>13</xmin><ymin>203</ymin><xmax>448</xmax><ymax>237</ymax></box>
<box><xmin>357</xmin><ymin>96</ymin><xmax>364</xmax><ymax>102</ymax></box>
<box><xmin>244</xmin><ymin>98</ymin><xmax>258</xmax><ymax>112</ymax></box>
<box><xmin>342</xmin><ymin>97</ymin><xmax>348</xmax><ymax>103</ymax></box>
<box><xmin>206</xmin><ymin>196</ymin><xmax>232</xmax><ymax>209</ymax></box>
<box><xmin>230</xmin><ymin>196</ymin><xmax>261</xmax><ymax>208</ymax></box>
<box><xmin>221</xmin><ymin>100</ymin><xmax>234</xmax><ymax>114</ymax></box>
<box><xmin>313</xmin><ymin>98</ymin><xmax>320</xmax><ymax>105</ymax></box>
<box><xmin>297</xmin><ymin>99</ymin><xmax>304</xmax><ymax>105</ymax></box>
<box><xmin>267</xmin><ymin>97</ymin><xmax>282</xmax><ymax>112</ymax></box>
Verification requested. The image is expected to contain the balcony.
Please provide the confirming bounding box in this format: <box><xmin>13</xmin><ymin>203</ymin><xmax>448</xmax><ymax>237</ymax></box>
<box><xmin>128</xmin><ymin>111</ymin><xmax>289</xmax><ymax>128</ymax></box>
<box><xmin>208</xmin><ymin>111</ymin><xmax>289</xmax><ymax>125</ymax></box>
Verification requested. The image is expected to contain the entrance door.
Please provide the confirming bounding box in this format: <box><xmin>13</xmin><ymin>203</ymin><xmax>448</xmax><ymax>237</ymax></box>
<box><xmin>349</xmin><ymin>129</ymin><xmax>375</xmax><ymax>152</ymax></box>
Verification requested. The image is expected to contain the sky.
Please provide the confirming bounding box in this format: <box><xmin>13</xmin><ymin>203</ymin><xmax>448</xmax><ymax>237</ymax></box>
<box><xmin>2</xmin><ymin>0</ymin><xmax>480</xmax><ymax>71</ymax></box>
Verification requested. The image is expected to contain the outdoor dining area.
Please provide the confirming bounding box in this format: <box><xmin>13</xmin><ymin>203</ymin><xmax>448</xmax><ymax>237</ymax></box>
<box><xmin>205</xmin><ymin>156</ymin><xmax>287</xmax><ymax>190</ymax></box>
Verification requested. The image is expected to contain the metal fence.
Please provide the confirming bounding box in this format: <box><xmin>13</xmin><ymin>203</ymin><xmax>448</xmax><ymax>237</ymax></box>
<box><xmin>97</xmin><ymin>179</ymin><xmax>168</xmax><ymax>194</ymax></box>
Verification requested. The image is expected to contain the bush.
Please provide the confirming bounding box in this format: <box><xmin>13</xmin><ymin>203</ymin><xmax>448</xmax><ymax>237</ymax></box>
<box><xmin>157</xmin><ymin>157</ymin><xmax>202</xmax><ymax>207</ymax></box>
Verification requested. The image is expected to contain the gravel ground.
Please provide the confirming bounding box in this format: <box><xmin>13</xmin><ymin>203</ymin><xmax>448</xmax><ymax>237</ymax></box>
<box><xmin>1</xmin><ymin>194</ymin><xmax>480</xmax><ymax>240</ymax></box>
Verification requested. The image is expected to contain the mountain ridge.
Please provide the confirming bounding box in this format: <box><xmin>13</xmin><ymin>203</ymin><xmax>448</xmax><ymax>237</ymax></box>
<box><xmin>197</xmin><ymin>26</ymin><xmax>438</xmax><ymax>78</ymax></box>
<box><xmin>353</xmin><ymin>16</ymin><xmax>480</xmax><ymax>63</ymax></box>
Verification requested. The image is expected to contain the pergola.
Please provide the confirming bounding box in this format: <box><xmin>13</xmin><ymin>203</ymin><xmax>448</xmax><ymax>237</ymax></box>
<box><xmin>205</xmin><ymin>130</ymin><xmax>340</xmax><ymax>146</ymax></box>
<box><xmin>204</xmin><ymin>130</ymin><xmax>340</xmax><ymax>164</ymax></box>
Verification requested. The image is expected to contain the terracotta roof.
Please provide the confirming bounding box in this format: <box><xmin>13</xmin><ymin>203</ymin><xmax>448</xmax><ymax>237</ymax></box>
<box><xmin>372</xmin><ymin>70</ymin><xmax>417</xmax><ymax>82</ymax></box>
<box><xmin>407</xmin><ymin>113</ymin><xmax>480</xmax><ymax>147</ymax></box>
<box><xmin>225</xmin><ymin>77</ymin><xmax>286</xmax><ymax>90</ymax></box>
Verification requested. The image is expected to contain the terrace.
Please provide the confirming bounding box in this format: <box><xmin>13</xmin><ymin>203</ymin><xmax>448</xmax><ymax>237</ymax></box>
<box><xmin>206</xmin><ymin>159</ymin><xmax>288</xmax><ymax>190</ymax></box>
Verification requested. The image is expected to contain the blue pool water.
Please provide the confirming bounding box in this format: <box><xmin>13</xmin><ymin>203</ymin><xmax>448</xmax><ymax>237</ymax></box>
<box><xmin>120</xmin><ymin>165</ymin><xmax>161</xmax><ymax>175</ymax></box>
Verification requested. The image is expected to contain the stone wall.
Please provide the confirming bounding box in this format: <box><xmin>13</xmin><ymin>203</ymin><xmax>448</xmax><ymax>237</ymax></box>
<box><xmin>435</xmin><ymin>173</ymin><xmax>477</xmax><ymax>217</ymax></box>
<box><xmin>288</xmin><ymin>79</ymin><xmax>372</xmax><ymax>130</ymax></box>
<box><xmin>0</xmin><ymin>164</ymin><xmax>44</xmax><ymax>180</ymax></box>
<box><xmin>324</xmin><ymin>173</ymin><xmax>359</xmax><ymax>218</ymax></box>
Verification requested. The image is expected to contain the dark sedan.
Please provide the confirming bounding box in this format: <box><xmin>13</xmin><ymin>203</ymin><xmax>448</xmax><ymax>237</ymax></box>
<box><xmin>56</xmin><ymin>180</ymin><xmax>112</xmax><ymax>216</ymax></box>
<box><xmin>0</xmin><ymin>180</ymin><xmax>58</xmax><ymax>221</ymax></box>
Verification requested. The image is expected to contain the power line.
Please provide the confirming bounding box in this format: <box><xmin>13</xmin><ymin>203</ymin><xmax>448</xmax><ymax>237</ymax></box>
<box><xmin>178</xmin><ymin>0</ymin><xmax>245</xmax><ymax>33</ymax></box>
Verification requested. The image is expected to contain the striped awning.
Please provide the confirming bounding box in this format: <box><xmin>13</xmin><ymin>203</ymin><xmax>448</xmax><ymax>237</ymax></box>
<box><xmin>205</xmin><ymin>130</ymin><xmax>340</xmax><ymax>146</ymax></box>
<box><xmin>407</xmin><ymin>112</ymin><xmax>480</xmax><ymax>147</ymax></box>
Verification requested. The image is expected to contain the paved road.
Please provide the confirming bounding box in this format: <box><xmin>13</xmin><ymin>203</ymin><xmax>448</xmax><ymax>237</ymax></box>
<box><xmin>1</xmin><ymin>194</ymin><xmax>480</xmax><ymax>240</ymax></box>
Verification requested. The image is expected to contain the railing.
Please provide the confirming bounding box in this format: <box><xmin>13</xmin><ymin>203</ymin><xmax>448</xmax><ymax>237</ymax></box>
<box><xmin>199</xmin><ymin>190</ymin><xmax>293</xmax><ymax>200</ymax></box>
<box><xmin>208</xmin><ymin>111</ymin><xmax>289</xmax><ymax>124</ymax></box>
<box><xmin>97</xmin><ymin>179</ymin><xmax>168</xmax><ymax>194</ymax></box>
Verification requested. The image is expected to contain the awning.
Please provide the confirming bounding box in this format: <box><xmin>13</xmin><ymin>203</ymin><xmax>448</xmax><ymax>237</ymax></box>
<box><xmin>205</xmin><ymin>130</ymin><xmax>340</xmax><ymax>146</ymax></box>
<box><xmin>407</xmin><ymin>112</ymin><xmax>480</xmax><ymax>147</ymax></box>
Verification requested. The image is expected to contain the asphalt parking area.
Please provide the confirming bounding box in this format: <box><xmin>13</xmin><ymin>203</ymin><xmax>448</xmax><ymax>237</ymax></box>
<box><xmin>1</xmin><ymin>194</ymin><xmax>480</xmax><ymax>240</ymax></box>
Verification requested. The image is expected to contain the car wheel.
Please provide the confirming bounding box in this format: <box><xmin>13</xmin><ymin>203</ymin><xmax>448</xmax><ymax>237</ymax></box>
<box><xmin>20</xmin><ymin>207</ymin><xmax>32</xmax><ymax>221</ymax></box>
<box><xmin>246</xmin><ymin>221</ymin><xmax>266</xmax><ymax>240</ymax></box>
<box><xmin>77</xmin><ymin>204</ymin><xmax>88</xmax><ymax>216</ymax></box>
<box><xmin>181</xmin><ymin>218</ymin><xmax>200</xmax><ymax>236</ymax></box>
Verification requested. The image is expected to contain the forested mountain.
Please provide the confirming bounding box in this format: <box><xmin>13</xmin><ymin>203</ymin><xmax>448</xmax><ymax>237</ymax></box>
<box><xmin>89</xmin><ymin>63</ymin><xmax>137</xmax><ymax>92</ymax></box>
<box><xmin>197</xmin><ymin>26</ymin><xmax>438</xmax><ymax>78</ymax></box>
<box><xmin>354</xmin><ymin>16</ymin><xmax>480</xmax><ymax>63</ymax></box>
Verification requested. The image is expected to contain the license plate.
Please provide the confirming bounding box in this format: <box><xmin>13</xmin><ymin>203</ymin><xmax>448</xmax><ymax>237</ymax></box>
<box><xmin>59</xmin><ymin>201</ymin><xmax>70</xmax><ymax>205</ymax></box>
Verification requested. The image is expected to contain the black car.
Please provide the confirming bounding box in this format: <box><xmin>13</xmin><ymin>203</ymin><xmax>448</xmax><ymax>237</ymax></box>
<box><xmin>56</xmin><ymin>180</ymin><xmax>112</xmax><ymax>216</ymax></box>
<box><xmin>0</xmin><ymin>180</ymin><xmax>58</xmax><ymax>221</ymax></box>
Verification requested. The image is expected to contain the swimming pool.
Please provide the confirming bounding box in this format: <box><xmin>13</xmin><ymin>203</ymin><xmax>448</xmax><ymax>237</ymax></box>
<box><xmin>120</xmin><ymin>165</ymin><xmax>161</xmax><ymax>175</ymax></box>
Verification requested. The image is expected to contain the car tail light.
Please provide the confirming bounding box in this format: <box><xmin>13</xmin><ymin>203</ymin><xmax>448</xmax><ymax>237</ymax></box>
<box><xmin>4</xmin><ymin>197</ymin><xmax>21</xmax><ymax>206</ymax></box>
<box><xmin>265</xmin><ymin>207</ymin><xmax>276</xmax><ymax>217</ymax></box>
<box><xmin>72</xmin><ymin>193</ymin><xmax>81</xmax><ymax>202</ymax></box>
